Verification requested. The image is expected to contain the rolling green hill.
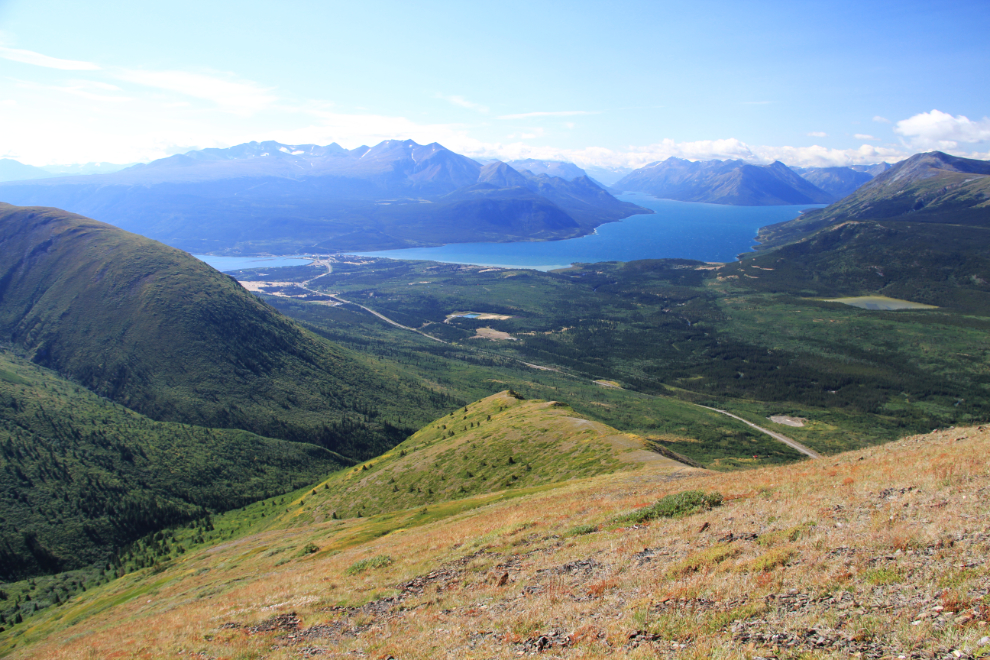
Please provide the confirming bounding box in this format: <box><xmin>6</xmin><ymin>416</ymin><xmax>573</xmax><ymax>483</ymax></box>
<box><xmin>0</xmin><ymin>204</ymin><xmax>450</xmax><ymax>460</ymax></box>
<box><xmin>0</xmin><ymin>347</ymin><xmax>346</xmax><ymax>581</ymax></box>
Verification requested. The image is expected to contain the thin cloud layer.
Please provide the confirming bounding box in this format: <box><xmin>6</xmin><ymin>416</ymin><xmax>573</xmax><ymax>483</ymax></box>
<box><xmin>113</xmin><ymin>69</ymin><xmax>277</xmax><ymax>114</ymax></box>
<box><xmin>438</xmin><ymin>94</ymin><xmax>488</xmax><ymax>113</ymax></box>
<box><xmin>0</xmin><ymin>45</ymin><xmax>101</xmax><ymax>71</ymax></box>
<box><xmin>499</xmin><ymin>111</ymin><xmax>596</xmax><ymax>120</ymax></box>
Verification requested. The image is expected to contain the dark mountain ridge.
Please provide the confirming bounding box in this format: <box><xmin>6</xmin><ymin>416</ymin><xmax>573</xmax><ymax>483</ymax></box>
<box><xmin>725</xmin><ymin>152</ymin><xmax>990</xmax><ymax>313</ymax></box>
<box><xmin>757</xmin><ymin>151</ymin><xmax>990</xmax><ymax>249</ymax></box>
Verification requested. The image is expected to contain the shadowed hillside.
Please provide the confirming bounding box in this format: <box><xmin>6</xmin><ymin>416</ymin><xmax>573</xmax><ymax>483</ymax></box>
<box><xmin>0</xmin><ymin>348</ymin><xmax>346</xmax><ymax>580</ymax></box>
<box><xmin>0</xmin><ymin>204</ymin><xmax>448</xmax><ymax>460</ymax></box>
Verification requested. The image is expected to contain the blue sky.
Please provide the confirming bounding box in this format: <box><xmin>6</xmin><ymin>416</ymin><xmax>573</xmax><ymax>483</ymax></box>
<box><xmin>0</xmin><ymin>0</ymin><xmax>987</xmax><ymax>168</ymax></box>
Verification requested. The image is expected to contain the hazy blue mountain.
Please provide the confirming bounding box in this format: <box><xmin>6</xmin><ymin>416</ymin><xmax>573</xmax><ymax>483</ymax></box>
<box><xmin>478</xmin><ymin>161</ymin><xmax>532</xmax><ymax>188</ymax></box>
<box><xmin>506</xmin><ymin>158</ymin><xmax>587</xmax><ymax>180</ymax></box>
<box><xmin>583</xmin><ymin>165</ymin><xmax>633</xmax><ymax>187</ymax></box>
<box><xmin>792</xmin><ymin>166</ymin><xmax>874</xmax><ymax>199</ymax></box>
<box><xmin>0</xmin><ymin>141</ymin><xmax>649</xmax><ymax>252</ymax></box>
<box><xmin>42</xmin><ymin>162</ymin><xmax>133</xmax><ymax>176</ymax></box>
<box><xmin>613</xmin><ymin>157</ymin><xmax>834</xmax><ymax>205</ymax></box>
<box><xmin>0</xmin><ymin>159</ymin><xmax>54</xmax><ymax>182</ymax></box>
<box><xmin>519</xmin><ymin>171</ymin><xmax>645</xmax><ymax>228</ymax></box>
<box><xmin>851</xmin><ymin>162</ymin><xmax>892</xmax><ymax>177</ymax></box>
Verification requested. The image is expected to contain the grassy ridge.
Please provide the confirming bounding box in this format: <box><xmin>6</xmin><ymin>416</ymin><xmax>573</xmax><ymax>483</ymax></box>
<box><xmin>0</xmin><ymin>204</ymin><xmax>454</xmax><ymax>460</ymax></box>
<box><xmin>0</xmin><ymin>347</ymin><xmax>345</xmax><ymax>581</ymax></box>
<box><xmin>290</xmin><ymin>390</ymin><xmax>694</xmax><ymax>521</ymax></box>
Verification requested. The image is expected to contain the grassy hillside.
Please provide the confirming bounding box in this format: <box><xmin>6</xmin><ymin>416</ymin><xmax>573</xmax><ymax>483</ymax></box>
<box><xmin>0</xmin><ymin>204</ymin><xmax>453</xmax><ymax>460</ymax></box>
<box><xmin>4</xmin><ymin>422</ymin><xmax>989</xmax><ymax>658</ymax></box>
<box><xmin>286</xmin><ymin>390</ymin><xmax>695</xmax><ymax>521</ymax></box>
<box><xmin>0</xmin><ymin>347</ymin><xmax>345</xmax><ymax>581</ymax></box>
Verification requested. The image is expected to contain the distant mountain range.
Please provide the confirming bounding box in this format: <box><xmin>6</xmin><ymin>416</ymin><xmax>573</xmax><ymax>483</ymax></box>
<box><xmin>612</xmin><ymin>157</ymin><xmax>890</xmax><ymax>205</ymax></box>
<box><xmin>0</xmin><ymin>141</ymin><xmax>650</xmax><ymax>254</ymax></box>
<box><xmin>506</xmin><ymin>158</ymin><xmax>588</xmax><ymax>180</ymax></box>
<box><xmin>790</xmin><ymin>166</ymin><xmax>874</xmax><ymax>200</ymax></box>
<box><xmin>0</xmin><ymin>159</ymin><xmax>131</xmax><ymax>182</ymax></box>
<box><xmin>0</xmin><ymin>159</ymin><xmax>54</xmax><ymax>182</ymax></box>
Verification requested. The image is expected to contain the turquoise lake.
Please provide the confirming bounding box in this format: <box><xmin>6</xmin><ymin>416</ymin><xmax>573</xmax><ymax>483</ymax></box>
<box><xmin>350</xmin><ymin>194</ymin><xmax>823</xmax><ymax>270</ymax></box>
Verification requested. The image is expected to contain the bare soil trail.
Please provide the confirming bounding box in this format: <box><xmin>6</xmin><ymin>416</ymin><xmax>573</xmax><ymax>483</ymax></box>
<box><xmin>694</xmin><ymin>405</ymin><xmax>821</xmax><ymax>459</ymax></box>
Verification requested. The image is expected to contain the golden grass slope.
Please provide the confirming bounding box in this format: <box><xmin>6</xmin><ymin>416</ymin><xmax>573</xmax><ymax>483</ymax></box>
<box><xmin>295</xmin><ymin>390</ymin><xmax>693</xmax><ymax>521</ymax></box>
<box><xmin>5</xmin><ymin>425</ymin><xmax>990</xmax><ymax>659</ymax></box>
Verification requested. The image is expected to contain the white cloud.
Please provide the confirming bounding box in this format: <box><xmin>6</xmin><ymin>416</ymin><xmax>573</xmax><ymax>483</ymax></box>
<box><xmin>873</xmin><ymin>116</ymin><xmax>891</xmax><ymax>123</ymax></box>
<box><xmin>0</xmin><ymin>45</ymin><xmax>100</xmax><ymax>71</ymax></box>
<box><xmin>454</xmin><ymin>138</ymin><xmax>912</xmax><ymax>171</ymax></box>
<box><xmin>894</xmin><ymin>109</ymin><xmax>990</xmax><ymax>150</ymax></box>
<box><xmin>437</xmin><ymin>94</ymin><xmax>488</xmax><ymax>114</ymax></box>
<box><xmin>854</xmin><ymin>134</ymin><xmax>877</xmax><ymax>140</ymax></box>
<box><xmin>499</xmin><ymin>110</ymin><xmax>596</xmax><ymax>120</ymax></box>
<box><xmin>807</xmin><ymin>131</ymin><xmax>827</xmax><ymax>138</ymax></box>
<box><xmin>113</xmin><ymin>68</ymin><xmax>277</xmax><ymax>114</ymax></box>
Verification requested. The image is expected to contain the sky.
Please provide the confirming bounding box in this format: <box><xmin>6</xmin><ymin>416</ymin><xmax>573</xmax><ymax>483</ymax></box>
<box><xmin>0</xmin><ymin>0</ymin><xmax>988</xmax><ymax>169</ymax></box>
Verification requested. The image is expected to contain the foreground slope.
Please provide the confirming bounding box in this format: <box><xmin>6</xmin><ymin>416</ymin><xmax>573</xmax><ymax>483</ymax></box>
<box><xmin>0</xmin><ymin>204</ymin><xmax>442</xmax><ymax>459</ymax></box>
<box><xmin>0</xmin><ymin>348</ymin><xmax>345</xmax><ymax>580</ymax></box>
<box><xmin>4</xmin><ymin>423</ymin><xmax>989</xmax><ymax>658</ymax></box>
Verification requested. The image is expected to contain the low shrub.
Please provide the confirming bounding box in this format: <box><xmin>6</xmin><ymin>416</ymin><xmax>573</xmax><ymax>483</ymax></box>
<box><xmin>615</xmin><ymin>490</ymin><xmax>723</xmax><ymax>525</ymax></box>
<box><xmin>345</xmin><ymin>555</ymin><xmax>393</xmax><ymax>575</ymax></box>
<box><xmin>564</xmin><ymin>524</ymin><xmax>598</xmax><ymax>537</ymax></box>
